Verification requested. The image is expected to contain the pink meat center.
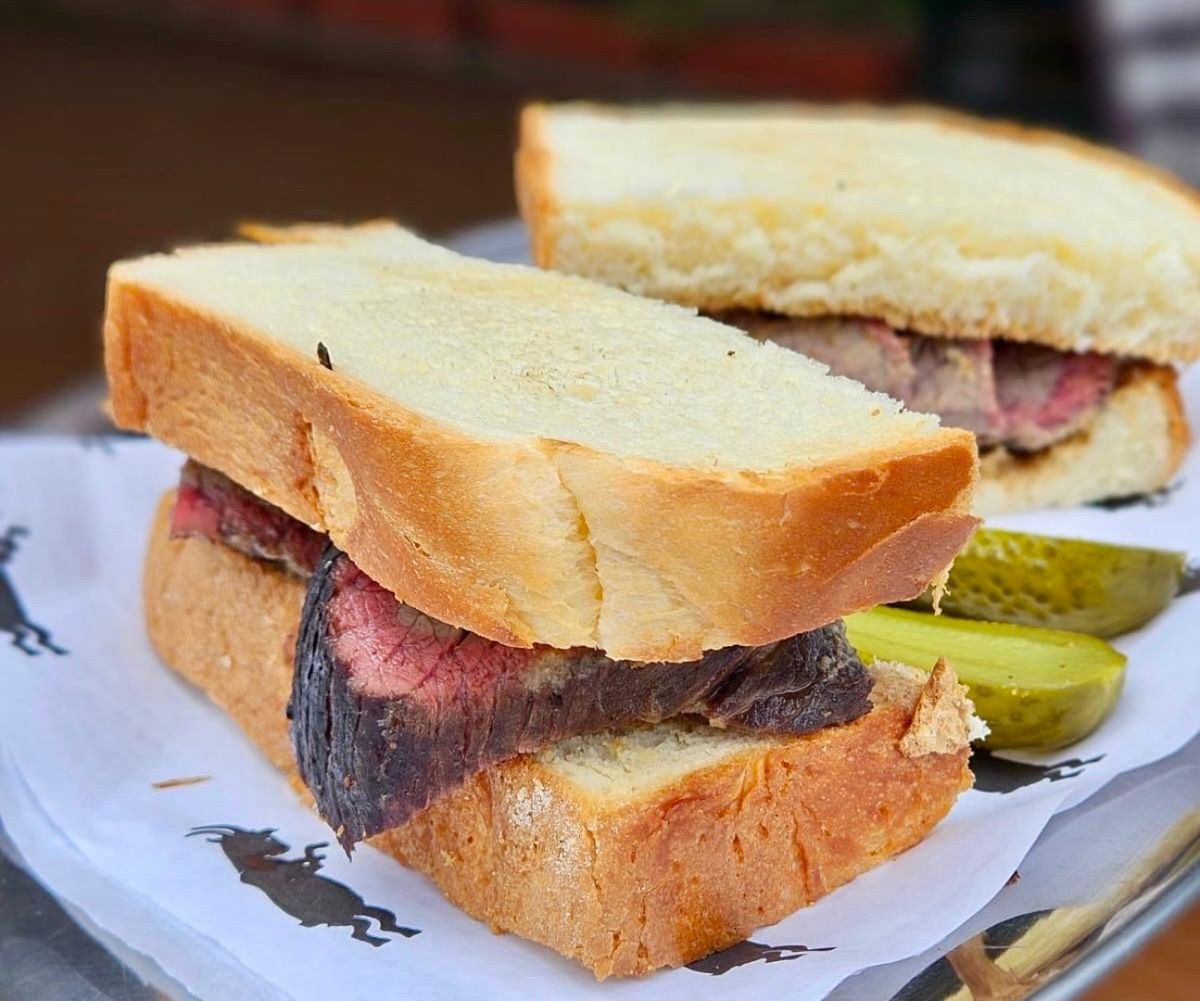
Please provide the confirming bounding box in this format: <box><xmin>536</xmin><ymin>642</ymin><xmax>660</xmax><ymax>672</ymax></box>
<box><xmin>326</xmin><ymin>559</ymin><xmax>537</xmax><ymax>702</ymax></box>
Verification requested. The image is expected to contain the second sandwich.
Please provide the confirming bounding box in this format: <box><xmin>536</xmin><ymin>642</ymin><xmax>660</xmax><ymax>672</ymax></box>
<box><xmin>518</xmin><ymin>103</ymin><xmax>1197</xmax><ymax>513</ymax></box>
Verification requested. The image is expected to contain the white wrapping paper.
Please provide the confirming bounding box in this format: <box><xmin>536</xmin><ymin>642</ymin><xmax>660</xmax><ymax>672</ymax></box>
<box><xmin>0</xmin><ymin>367</ymin><xmax>1197</xmax><ymax>1000</ymax></box>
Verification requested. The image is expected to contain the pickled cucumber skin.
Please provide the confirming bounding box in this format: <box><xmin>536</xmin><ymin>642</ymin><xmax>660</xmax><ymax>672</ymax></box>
<box><xmin>907</xmin><ymin>529</ymin><xmax>1184</xmax><ymax>637</ymax></box>
<box><xmin>845</xmin><ymin>607</ymin><xmax>1127</xmax><ymax>751</ymax></box>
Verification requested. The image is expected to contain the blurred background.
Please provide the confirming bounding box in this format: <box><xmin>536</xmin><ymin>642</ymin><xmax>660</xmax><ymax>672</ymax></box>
<box><xmin>1</xmin><ymin>0</ymin><xmax>1197</xmax><ymax>428</ymax></box>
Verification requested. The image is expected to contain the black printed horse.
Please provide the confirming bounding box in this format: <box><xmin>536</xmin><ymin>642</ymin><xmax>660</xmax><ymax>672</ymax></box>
<box><xmin>188</xmin><ymin>825</ymin><xmax>419</xmax><ymax>946</ymax></box>
<box><xmin>0</xmin><ymin>526</ymin><xmax>66</xmax><ymax>656</ymax></box>
<box><xmin>971</xmin><ymin>750</ymin><xmax>1104</xmax><ymax>794</ymax></box>
<box><xmin>687</xmin><ymin>940</ymin><xmax>835</xmax><ymax>975</ymax></box>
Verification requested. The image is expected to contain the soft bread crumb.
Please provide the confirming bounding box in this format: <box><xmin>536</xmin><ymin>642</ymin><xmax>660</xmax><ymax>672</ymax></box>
<box><xmin>928</xmin><ymin>563</ymin><xmax>952</xmax><ymax>615</ymax></box>
<box><xmin>899</xmin><ymin>658</ymin><xmax>985</xmax><ymax>757</ymax></box>
<box><xmin>967</xmin><ymin>708</ymin><xmax>991</xmax><ymax>744</ymax></box>
<box><xmin>867</xmin><ymin>659</ymin><xmax>927</xmax><ymax>710</ymax></box>
<box><xmin>540</xmin><ymin>721</ymin><xmax>773</xmax><ymax>801</ymax></box>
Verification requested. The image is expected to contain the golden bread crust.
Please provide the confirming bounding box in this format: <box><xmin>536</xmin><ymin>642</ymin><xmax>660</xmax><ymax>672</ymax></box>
<box><xmin>143</xmin><ymin>498</ymin><xmax>971</xmax><ymax>977</ymax></box>
<box><xmin>515</xmin><ymin>109</ymin><xmax>557</xmax><ymax>272</ymax></box>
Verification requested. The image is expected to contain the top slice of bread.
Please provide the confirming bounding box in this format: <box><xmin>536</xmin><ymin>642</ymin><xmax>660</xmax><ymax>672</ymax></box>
<box><xmin>105</xmin><ymin>222</ymin><xmax>977</xmax><ymax>661</ymax></box>
<box><xmin>518</xmin><ymin>103</ymin><xmax>1200</xmax><ymax>364</ymax></box>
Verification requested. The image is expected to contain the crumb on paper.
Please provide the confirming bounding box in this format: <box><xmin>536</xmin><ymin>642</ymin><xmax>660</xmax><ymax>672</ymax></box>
<box><xmin>152</xmin><ymin>775</ymin><xmax>211</xmax><ymax>790</ymax></box>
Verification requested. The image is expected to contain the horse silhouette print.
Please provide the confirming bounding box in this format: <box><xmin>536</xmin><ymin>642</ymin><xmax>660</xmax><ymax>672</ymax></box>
<box><xmin>188</xmin><ymin>825</ymin><xmax>419</xmax><ymax>946</ymax></box>
<box><xmin>687</xmin><ymin>940</ymin><xmax>835</xmax><ymax>975</ymax></box>
<box><xmin>972</xmin><ymin>750</ymin><xmax>1104</xmax><ymax>794</ymax></box>
<box><xmin>0</xmin><ymin>526</ymin><xmax>66</xmax><ymax>656</ymax></box>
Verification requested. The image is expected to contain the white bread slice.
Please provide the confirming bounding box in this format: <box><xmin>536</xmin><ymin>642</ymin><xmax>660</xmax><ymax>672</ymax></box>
<box><xmin>976</xmin><ymin>364</ymin><xmax>1189</xmax><ymax>514</ymax></box>
<box><xmin>142</xmin><ymin>494</ymin><xmax>974</xmax><ymax>977</ymax></box>
<box><xmin>518</xmin><ymin>102</ymin><xmax>1200</xmax><ymax>365</ymax></box>
<box><xmin>105</xmin><ymin>222</ymin><xmax>977</xmax><ymax>661</ymax></box>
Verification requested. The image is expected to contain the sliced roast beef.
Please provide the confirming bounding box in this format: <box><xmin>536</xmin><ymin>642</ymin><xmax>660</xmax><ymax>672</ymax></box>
<box><xmin>992</xmin><ymin>341</ymin><xmax>1116</xmax><ymax>452</ymax></box>
<box><xmin>171</xmin><ymin>460</ymin><xmax>325</xmax><ymax>576</ymax></box>
<box><xmin>168</xmin><ymin>463</ymin><xmax>875</xmax><ymax>849</ymax></box>
<box><xmin>727</xmin><ymin>313</ymin><xmax>916</xmax><ymax>399</ymax></box>
<box><xmin>907</xmin><ymin>337</ymin><xmax>1005</xmax><ymax>443</ymax></box>
<box><xmin>291</xmin><ymin>548</ymin><xmax>873</xmax><ymax>850</ymax></box>
<box><xmin>720</xmin><ymin>313</ymin><xmax>1117</xmax><ymax>452</ymax></box>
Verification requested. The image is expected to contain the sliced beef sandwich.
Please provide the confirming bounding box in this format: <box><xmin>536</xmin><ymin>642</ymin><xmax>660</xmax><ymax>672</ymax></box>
<box><xmin>106</xmin><ymin>222</ymin><xmax>981</xmax><ymax>977</ymax></box>
<box><xmin>518</xmin><ymin>103</ymin><xmax>1197</xmax><ymax>514</ymax></box>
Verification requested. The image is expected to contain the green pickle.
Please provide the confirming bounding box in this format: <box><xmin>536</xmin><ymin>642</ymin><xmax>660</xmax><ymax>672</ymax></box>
<box><xmin>845</xmin><ymin>606</ymin><xmax>1127</xmax><ymax>751</ymax></box>
<box><xmin>908</xmin><ymin>528</ymin><xmax>1185</xmax><ymax>637</ymax></box>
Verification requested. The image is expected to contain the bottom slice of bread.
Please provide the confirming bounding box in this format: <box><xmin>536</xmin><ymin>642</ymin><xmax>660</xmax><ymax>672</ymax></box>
<box><xmin>143</xmin><ymin>493</ymin><xmax>972</xmax><ymax>977</ymax></box>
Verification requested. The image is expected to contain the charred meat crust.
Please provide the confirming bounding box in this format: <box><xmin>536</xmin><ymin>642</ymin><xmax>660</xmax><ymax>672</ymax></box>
<box><xmin>291</xmin><ymin>548</ymin><xmax>873</xmax><ymax>851</ymax></box>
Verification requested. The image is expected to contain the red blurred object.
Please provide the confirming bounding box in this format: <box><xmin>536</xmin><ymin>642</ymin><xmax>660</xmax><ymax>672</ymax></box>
<box><xmin>477</xmin><ymin>0</ymin><xmax>652</xmax><ymax>72</ymax></box>
<box><xmin>312</xmin><ymin>0</ymin><xmax>461</xmax><ymax>43</ymax></box>
<box><xmin>671</xmin><ymin>29</ymin><xmax>914</xmax><ymax>100</ymax></box>
<box><xmin>174</xmin><ymin>0</ymin><xmax>292</xmax><ymax>16</ymax></box>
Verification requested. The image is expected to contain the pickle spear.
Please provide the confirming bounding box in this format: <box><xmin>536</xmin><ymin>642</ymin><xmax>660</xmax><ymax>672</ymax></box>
<box><xmin>906</xmin><ymin>528</ymin><xmax>1185</xmax><ymax>637</ymax></box>
<box><xmin>845</xmin><ymin>607</ymin><xmax>1126</xmax><ymax>751</ymax></box>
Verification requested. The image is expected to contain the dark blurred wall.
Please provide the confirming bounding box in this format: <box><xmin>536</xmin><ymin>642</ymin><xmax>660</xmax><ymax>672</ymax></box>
<box><xmin>1</xmin><ymin>12</ymin><xmax>524</xmax><ymax>421</ymax></box>
<box><xmin>921</xmin><ymin>0</ymin><xmax>1096</xmax><ymax>134</ymax></box>
<box><xmin>2</xmin><ymin>0</ymin><xmax>1102</xmax><ymax>424</ymax></box>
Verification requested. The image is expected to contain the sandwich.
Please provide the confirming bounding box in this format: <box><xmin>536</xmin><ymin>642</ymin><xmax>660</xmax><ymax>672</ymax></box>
<box><xmin>517</xmin><ymin>103</ymin><xmax>1198</xmax><ymax>514</ymax></box>
<box><xmin>105</xmin><ymin>221</ymin><xmax>983</xmax><ymax>977</ymax></box>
